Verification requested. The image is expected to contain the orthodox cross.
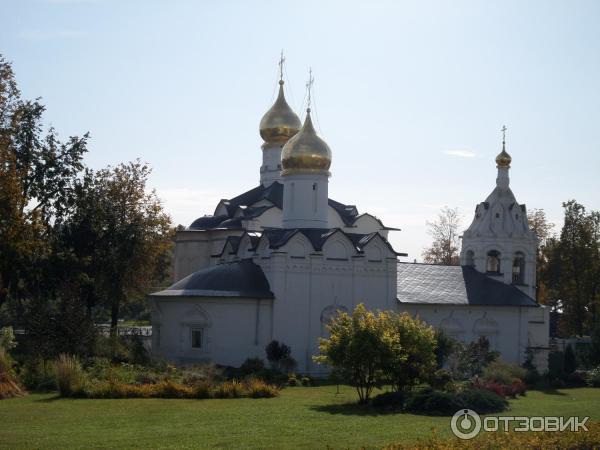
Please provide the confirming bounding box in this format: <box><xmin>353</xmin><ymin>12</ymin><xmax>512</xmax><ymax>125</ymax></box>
<box><xmin>501</xmin><ymin>125</ymin><xmax>507</xmax><ymax>148</ymax></box>
<box><xmin>306</xmin><ymin>68</ymin><xmax>314</xmax><ymax>110</ymax></box>
<box><xmin>278</xmin><ymin>50</ymin><xmax>285</xmax><ymax>82</ymax></box>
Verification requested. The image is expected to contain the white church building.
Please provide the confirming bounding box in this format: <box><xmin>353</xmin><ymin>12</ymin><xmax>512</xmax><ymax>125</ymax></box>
<box><xmin>149</xmin><ymin>71</ymin><xmax>549</xmax><ymax>374</ymax></box>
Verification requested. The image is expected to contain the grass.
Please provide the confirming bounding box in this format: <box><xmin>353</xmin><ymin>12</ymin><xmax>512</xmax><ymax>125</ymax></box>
<box><xmin>0</xmin><ymin>387</ymin><xmax>599</xmax><ymax>449</ymax></box>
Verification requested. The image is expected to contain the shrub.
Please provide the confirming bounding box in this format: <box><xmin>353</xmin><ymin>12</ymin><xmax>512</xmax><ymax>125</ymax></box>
<box><xmin>244</xmin><ymin>378</ymin><xmax>280</xmax><ymax>398</ymax></box>
<box><xmin>371</xmin><ymin>391</ymin><xmax>407</xmax><ymax>410</ymax></box>
<box><xmin>565</xmin><ymin>371</ymin><xmax>588</xmax><ymax>387</ymax></box>
<box><xmin>482</xmin><ymin>360</ymin><xmax>527</xmax><ymax>385</ymax></box>
<box><xmin>459</xmin><ymin>388</ymin><xmax>508</xmax><ymax>413</ymax></box>
<box><xmin>434</xmin><ymin>328</ymin><xmax>457</xmax><ymax>368</ymax></box>
<box><xmin>288</xmin><ymin>375</ymin><xmax>298</xmax><ymax>386</ymax></box>
<box><xmin>301</xmin><ymin>376</ymin><xmax>313</xmax><ymax>387</ymax></box>
<box><xmin>181</xmin><ymin>363</ymin><xmax>223</xmax><ymax>386</ymax></box>
<box><xmin>239</xmin><ymin>358</ymin><xmax>265</xmax><ymax>376</ymax></box>
<box><xmin>0</xmin><ymin>327</ymin><xmax>17</xmax><ymax>351</ymax></box>
<box><xmin>428</xmin><ymin>369</ymin><xmax>453</xmax><ymax>390</ymax></box>
<box><xmin>564</xmin><ymin>344</ymin><xmax>577</xmax><ymax>375</ymax></box>
<box><xmin>548</xmin><ymin>351</ymin><xmax>565</xmax><ymax>381</ymax></box>
<box><xmin>0</xmin><ymin>348</ymin><xmax>25</xmax><ymax>399</ymax></box>
<box><xmin>193</xmin><ymin>381</ymin><xmax>211</xmax><ymax>399</ymax></box>
<box><xmin>450</xmin><ymin>337</ymin><xmax>500</xmax><ymax>380</ymax></box>
<box><xmin>213</xmin><ymin>380</ymin><xmax>243</xmax><ymax>399</ymax></box>
<box><xmin>265</xmin><ymin>340</ymin><xmax>291</xmax><ymax>369</ymax></box>
<box><xmin>153</xmin><ymin>379</ymin><xmax>194</xmax><ymax>399</ymax></box>
<box><xmin>20</xmin><ymin>358</ymin><xmax>56</xmax><ymax>391</ymax></box>
<box><xmin>55</xmin><ymin>354</ymin><xmax>86</xmax><ymax>397</ymax></box>
<box><xmin>404</xmin><ymin>388</ymin><xmax>464</xmax><ymax>416</ymax></box>
<box><xmin>589</xmin><ymin>366</ymin><xmax>600</xmax><ymax>387</ymax></box>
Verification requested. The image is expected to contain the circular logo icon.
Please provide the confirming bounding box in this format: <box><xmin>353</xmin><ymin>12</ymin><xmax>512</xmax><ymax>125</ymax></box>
<box><xmin>451</xmin><ymin>409</ymin><xmax>481</xmax><ymax>440</ymax></box>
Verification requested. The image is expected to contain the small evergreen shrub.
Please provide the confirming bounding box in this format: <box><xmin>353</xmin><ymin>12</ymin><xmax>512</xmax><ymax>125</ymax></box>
<box><xmin>404</xmin><ymin>388</ymin><xmax>465</xmax><ymax>416</ymax></box>
<box><xmin>371</xmin><ymin>391</ymin><xmax>407</xmax><ymax>410</ymax></box>
<box><xmin>288</xmin><ymin>375</ymin><xmax>298</xmax><ymax>386</ymax></box>
<box><xmin>239</xmin><ymin>358</ymin><xmax>265</xmax><ymax>376</ymax></box>
<box><xmin>55</xmin><ymin>354</ymin><xmax>87</xmax><ymax>397</ymax></box>
<box><xmin>564</xmin><ymin>344</ymin><xmax>577</xmax><ymax>375</ymax></box>
<box><xmin>459</xmin><ymin>388</ymin><xmax>508</xmax><ymax>413</ymax></box>
<box><xmin>20</xmin><ymin>358</ymin><xmax>56</xmax><ymax>391</ymax></box>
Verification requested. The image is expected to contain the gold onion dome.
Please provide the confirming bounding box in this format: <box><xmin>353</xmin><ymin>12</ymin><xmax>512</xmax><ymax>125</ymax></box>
<box><xmin>281</xmin><ymin>108</ymin><xmax>332</xmax><ymax>175</ymax></box>
<box><xmin>495</xmin><ymin>145</ymin><xmax>512</xmax><ymax>168</ymax></box>
<box><xmin>259</xmin><ymin>80</ymin><xmax>302</xmax><ymax>146</ymax></box>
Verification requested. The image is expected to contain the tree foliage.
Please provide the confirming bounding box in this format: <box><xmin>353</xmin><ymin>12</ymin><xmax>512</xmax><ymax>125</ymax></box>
<box><xmin>314</xmin><ymin>304</ymin><xmax>436</xmax><ymax>403</ymax></box>
<box><xmin>422</xmin><ymin>206</ymin><xmax>461</xmax><ymax>265</ymax></box>
<box><xmin>0</xmin><ymin>54</ymin><xmax>173</xmax><ymax>357</ymax></box>
<box><xmin>541</xmin><ymin>200</ymin><xmax>600</xmax><ymax>336</ymax></box>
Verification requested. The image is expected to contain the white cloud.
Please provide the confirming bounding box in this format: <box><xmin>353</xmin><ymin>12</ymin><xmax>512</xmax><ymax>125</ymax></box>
<box><xmin>444</xmin><ymin>149</ymin><xmax>476</xmax><ymax>158</ymax></box>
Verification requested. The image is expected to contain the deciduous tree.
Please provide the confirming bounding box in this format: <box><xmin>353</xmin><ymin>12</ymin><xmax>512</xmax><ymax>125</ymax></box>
<box><xmin>422</xmin><ymin>206</ymin><xmax>461</xmax><ymax>265</ymax></box>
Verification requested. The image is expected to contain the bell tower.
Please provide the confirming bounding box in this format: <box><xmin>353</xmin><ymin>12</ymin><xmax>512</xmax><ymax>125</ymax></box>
<box><xmin>460</xmin><ymin>127</ymin><xmax>538</xmax><ymax>299</ymax></box>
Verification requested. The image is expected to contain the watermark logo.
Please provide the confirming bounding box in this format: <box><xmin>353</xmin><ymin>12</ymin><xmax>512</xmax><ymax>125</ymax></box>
<box><xmin>451</xmin><ymin>410</ymin><xmax>590</xmax><ymax>440</ymax></box>
<box><xmin>450</xmin><ymin>409</ymin><xmax>481</xmax><ymax>440</ymax></box>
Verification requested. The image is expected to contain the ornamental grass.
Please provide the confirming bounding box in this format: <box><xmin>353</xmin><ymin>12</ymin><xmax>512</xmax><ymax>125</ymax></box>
<box><xmin>0</xmin><ymin>348</ymin><xmax>25</xmax><ymax>399</ymax></box>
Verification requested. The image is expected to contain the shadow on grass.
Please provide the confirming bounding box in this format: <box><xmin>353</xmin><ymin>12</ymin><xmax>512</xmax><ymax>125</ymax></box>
<box><xmin>311</xmin><ymin>403</ymin><xmax>401</xmax><ymax>416</ymax></box>
<box><xmin>34</xmin><ymin>394</ymin><xmax>63</xmax><ymax>403</ymax></box>
<box><xmin>536</xmin><ymin>388</ymin><xmax>568</xmax><ymax>396</ymax></box>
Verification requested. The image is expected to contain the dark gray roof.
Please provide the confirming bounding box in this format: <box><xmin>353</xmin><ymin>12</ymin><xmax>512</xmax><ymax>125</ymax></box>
<box><xmin>188</xmin><ymin>182</ymin><xmax>363</xmax><ymax>230</ymax></box>
<box><xmin>397</xmin><ymin>263</ymin><xmax>538</xmax><ymax>307</ymax></box>
<box><xmin>261</xmin><ymin>228</ymin><xmax>404</xmax><ymax>256</ymax></box>
<box><xmin>150</xmin><ymin>260</ymin><xmax>273</xmax><ymax>299</ymax></box>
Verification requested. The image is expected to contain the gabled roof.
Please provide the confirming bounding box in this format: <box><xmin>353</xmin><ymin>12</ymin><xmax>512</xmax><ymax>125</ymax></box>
<box><xmin>261</xmin><ymin>228</ymin><xmax>404</xmax><ymax>256</ymax></box>
<box><xmin>188</xmin><ymin>182</ymin><xmax>368</xmax><ymax>231</ymax></box>
<box><xmin>150</xmin><ymin>260</ymin><xmax>273</xmax><ymax>299</ymax></box>
<box><xmin>397</xmin><ymin>263</ymin><xmax>538</xmax><ymax>307</ymax></box>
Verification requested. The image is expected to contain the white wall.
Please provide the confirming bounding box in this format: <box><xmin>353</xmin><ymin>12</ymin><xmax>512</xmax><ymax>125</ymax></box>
<box><xmin>150</xmin><ymin>297</ymin><xmax>273</xmax><ymax>367</ymax></box>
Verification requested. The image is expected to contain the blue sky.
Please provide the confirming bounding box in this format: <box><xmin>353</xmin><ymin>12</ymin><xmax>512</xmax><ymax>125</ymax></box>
<box><xmin>2</xmin><ymin>0</ymin><xmax>599</xmax><ymax>259</ymax></box>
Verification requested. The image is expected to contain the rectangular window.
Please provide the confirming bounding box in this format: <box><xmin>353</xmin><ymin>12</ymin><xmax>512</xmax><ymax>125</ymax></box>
<box><xmin>191</xmin><ymin>328</ymin><xmax>203</xmax><ymax>349</ymax></box>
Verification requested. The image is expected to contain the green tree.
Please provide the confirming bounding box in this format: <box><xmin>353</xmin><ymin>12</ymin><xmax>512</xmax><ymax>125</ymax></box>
<box><xmin>543</xmin><ymin>201</ymin><xmax>600</xmax><ymax>336</ymax></box>
<box><xmin>384</xmin><ymin>312</ymin><xmax>437</xmax><ymax>392</ymax></box>
<box><xmin>75</xmin><ymin>162</ymin><xmax>173</xmax><ymax>332</ymax></box>
<box><xmin>0</xmin><ymin>54</ymin><xmax>88</xmax><ymax>316</ymax></box>
<box><xmin>314</xmin><ymin>304</ymin><xmax>394</xmax><ymax>403</ymax></box>
<box><xmin>564</xmin><ymin>344</ymin><xmax>577</xmax><ymax>375</ymax></box>
<box><xmin>314</xmin><ymin>304</ymin><xmax>437</xmax><ymax>402</ymax></box>
<box><xmin>433</xmin><ymin>328</ymin><xmax>457</xmax><ymax>369</ymax></box>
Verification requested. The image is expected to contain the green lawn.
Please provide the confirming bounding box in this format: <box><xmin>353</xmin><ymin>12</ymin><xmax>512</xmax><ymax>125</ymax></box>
<box><xmin>0</xmin><ymin>387</ymin><xmax>599</xmax><ymax>449</ymax></box>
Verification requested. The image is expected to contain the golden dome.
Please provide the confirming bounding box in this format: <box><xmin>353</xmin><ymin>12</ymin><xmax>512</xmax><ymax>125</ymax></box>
<box><xmin>281</xmin><ymin>108</ymin><xmax>332</xmax><ymax>175</ymax></box>
<box><xmin>495</xmin><ymin>146</ymin><xmax>512</xmax><ymax>168</ymax></box>
<box><xmin>259</xmin><ymin>80</ymin><xmax>301</xmax><ymax>146</ymax></box>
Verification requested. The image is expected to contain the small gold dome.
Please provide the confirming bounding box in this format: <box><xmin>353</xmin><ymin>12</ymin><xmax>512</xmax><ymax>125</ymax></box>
<box><xmin>495</xmin><ymin>147</ymin><xmax>512</xmax><ymax>168</ymax></box>
<box><xmin>259</xmin><ymin>81</ymin><xmax>301</xmax><ymax>146</ymax></box>
<box><xmin>281</xmin><ymin>108</ymin><xmax>332</xmax><ymax>175</ymax></box>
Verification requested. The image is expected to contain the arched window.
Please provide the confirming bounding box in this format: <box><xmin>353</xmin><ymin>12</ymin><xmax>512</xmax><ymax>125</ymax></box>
<box><xmin>465</xmin><ymin>250</ymin><xmax>475</xmax><ymax>267</ymax></box>
<box><xmin>486</xmin><ymin>250</ymin><xmax>501</xmax><ymax>273</ymax></box>
<box><xmin>512</xmin><ymin>252</ymin><xmax>525</xmax><ymax>284</ymax></box>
